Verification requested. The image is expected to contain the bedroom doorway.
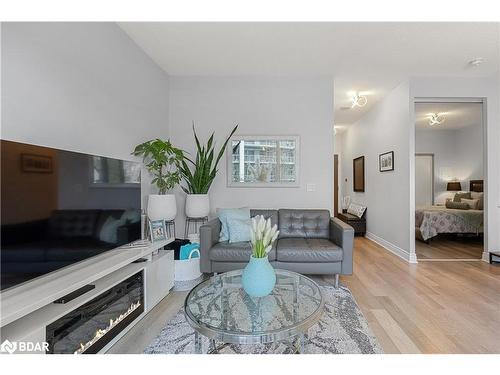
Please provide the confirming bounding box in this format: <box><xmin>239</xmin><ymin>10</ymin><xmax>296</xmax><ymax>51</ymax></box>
<box><xmin>414</xmin><ymin>100</ymin><xmax>485</xmax><ymax>261</ymax></box>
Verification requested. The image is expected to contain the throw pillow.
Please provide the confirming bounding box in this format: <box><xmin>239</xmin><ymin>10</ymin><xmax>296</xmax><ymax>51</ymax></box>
<box><xmin>347</xmin><ymin>203</ymin><xmax>367</xmax><ymax>218</ymax></box>
<box><xmin>227</xmin><ymin>218</ymin><xmax>252</xmax><ymax>243</ymax></box>
<box><xmin>461</xmin><ymin>198</ymin><xmax>480</xmax><ymax>210</ymax></box>
<box><xmin>453</xmin><ymin>192</ymin><xmax>471</xmax><ymax>202</ymax></box>
<box><xmin>217</xmin><ymin>207</ymin><xmax>251</xmax><ymax>242</ymax></box>
<box><xmin>99</xmin><ymin>216</ymin><xmax>123</xmax><ymax>244</ymax></box>
<box><xmin>471</xmin><ymin>192</ymin><xmax>484</xmax><ymax>210</ymax></box>
<box><xmin>121</xmin><ymin>209</ymin><xmax>141</xmax><ymax>223</ymax></box>
<box><xmin>445</xmin><ymin>201</ymin><xmax>470</xmax><ymax>210</ymax></box>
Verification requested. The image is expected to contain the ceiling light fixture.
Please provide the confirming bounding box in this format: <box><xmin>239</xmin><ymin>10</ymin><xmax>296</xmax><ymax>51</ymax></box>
<box><xmin>428</xmin><ymin>113</ymin><xmax>445</xmax><ymax>126</ymax></box>
<box><xmin>351</xmin><ymin>92</ymin><xmax>368</xmax><ymax>108</ymax></box>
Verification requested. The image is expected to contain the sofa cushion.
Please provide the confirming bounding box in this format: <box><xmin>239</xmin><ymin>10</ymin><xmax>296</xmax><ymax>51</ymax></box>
<box><xmin>1</xmin><ymin>242</ymin><xmax>48</xmax><ymax>262</ymax></box>
<box><xmin>278</xmin><ymin>209</ymin><xmax>330</xmax><ymax>239</ymax></box>
<box><xmin>276</xmin><ymin>238</ymin><xmax>342</xmax><ymax>263</ymax></box>
<box><xmin>49</xmin><ymin>210</ymin><xmax>100</xmax><ymax>239</ymax></box>
<box><xmin>250</xmin><ymin>209</ymin><xmax>279</xmax><ymax>228</ymax></box>
<box><xmin>210</xmin><ymin>241</ymin><xmax>277</xmax><ymax>262</ymax></box>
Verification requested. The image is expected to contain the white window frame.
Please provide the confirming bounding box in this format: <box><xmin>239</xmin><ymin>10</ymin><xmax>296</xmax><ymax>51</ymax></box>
<box><xmin>227</xmin><ymin>135</ymin><xmax>300</xmax><ymax>188</ymax></box>
<box><xmin>88</xmin><ymin>156</ymin><xmax>141</xmax><ymax>188</ymax></box>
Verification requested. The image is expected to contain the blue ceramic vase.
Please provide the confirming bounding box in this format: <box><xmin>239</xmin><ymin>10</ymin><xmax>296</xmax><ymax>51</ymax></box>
<box><xmin>241</xmin><ymin>255</ymin><xmax>276</xmax><ymax>297</ymax></box>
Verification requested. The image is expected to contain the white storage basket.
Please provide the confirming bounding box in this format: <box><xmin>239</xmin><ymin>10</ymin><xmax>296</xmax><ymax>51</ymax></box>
<box><xmin>174</xmin><ymin>248</ymin><xmax>203</xmax><ymax>291</ymax></box>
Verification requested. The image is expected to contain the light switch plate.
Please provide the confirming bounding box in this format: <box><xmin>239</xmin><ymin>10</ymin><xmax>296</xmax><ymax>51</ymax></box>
<box><xmin>306</xmin><ymin>183</ymin><xmax>316</xmax><ymax>192</ymax></box>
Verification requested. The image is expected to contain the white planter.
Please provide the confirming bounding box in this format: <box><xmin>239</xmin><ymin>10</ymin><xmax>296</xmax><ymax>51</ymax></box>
<box><xmin>185</xmin><ymin>194</ymin><xmax>210</xmax><ymax>218</ymax></box>
<box><xmin>147</xmin><ymin>194</ymin><xmax>177</xmax><ymax>221</ymax></box>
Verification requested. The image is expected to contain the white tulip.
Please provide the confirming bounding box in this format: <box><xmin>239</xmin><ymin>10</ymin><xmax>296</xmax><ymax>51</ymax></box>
<box><xmin>250</xmin><ymin>230</ymin><xmax>256</xmax><ymax>245</ymax></box>
<box><xmin>265</xmin><ymin>218</ymin><xmax>271</xmax><ymax>233</ymax></box>
<box><xmin>263</xmin><ymin>230</ymin><xmax>271</xmax><ymax>246</ymax></box>
<box><xmin>265</xmin><ymin>245</ymin><xmax>272</xmax><ymax>254</ymax></box>
<box><xmin>271</xmin><ymin>231</ymin><xmax>279</xmax><ymax>243</ymax></box>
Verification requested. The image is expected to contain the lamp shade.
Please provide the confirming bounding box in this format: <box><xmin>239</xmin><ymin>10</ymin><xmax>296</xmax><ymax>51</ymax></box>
<box><xmin>447</xmin><ymin>181</ymin><xmax>462</xmax><ymax>191</ymax></box>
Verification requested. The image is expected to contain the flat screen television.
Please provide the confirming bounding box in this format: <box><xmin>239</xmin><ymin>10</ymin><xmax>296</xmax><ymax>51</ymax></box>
<box><xmin>1</xmin><ymin>140</ymin><xmax>142</xmax><ymax>290</ymax></box>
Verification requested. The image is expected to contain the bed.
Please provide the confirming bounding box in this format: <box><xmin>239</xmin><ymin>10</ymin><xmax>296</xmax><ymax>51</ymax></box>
<box><xmin>415</xmin><ymin>180</ymin><xmax>484</xmax><ymax>241</ymax></box>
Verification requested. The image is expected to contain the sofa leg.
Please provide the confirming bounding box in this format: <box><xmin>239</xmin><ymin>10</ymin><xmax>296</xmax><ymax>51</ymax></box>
<box><xmin>334</xmin><ymin>274</ymin><xmax>340</xmax><ymax>289</ymax></box>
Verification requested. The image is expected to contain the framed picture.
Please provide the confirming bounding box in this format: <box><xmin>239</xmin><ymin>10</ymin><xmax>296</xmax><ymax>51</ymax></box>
<box><xmin>379</xmin><ymin>151</ymin><xmax>394</xmax><ymax>172</ymax></box>
<box><xmin>149</xmin><ymin>219</ymin><xmax>167</xmax><ymax>243</ymax></box>
<box><xmin>353</xmin><ymin>156</ymin><xmax>365</xmax><ymax>192</ymax></box>
<box><xmin>21</xmin><ymin>153</ymin><xmax>53</xmax><ymax>173</ymax></box>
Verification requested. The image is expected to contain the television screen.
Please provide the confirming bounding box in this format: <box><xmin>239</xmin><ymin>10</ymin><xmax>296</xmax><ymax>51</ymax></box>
<box><xmin>1</xmin><ymin>140</ymin><xmax>142</xmax><ymax>290</ymax></box>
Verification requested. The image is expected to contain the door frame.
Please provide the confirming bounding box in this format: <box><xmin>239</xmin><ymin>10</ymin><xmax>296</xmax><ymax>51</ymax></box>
<box><xmin>415</xmin><ymin>153</ymin><xmax>435</xmax><ymax>205</ymax></box>
<box><xmin>411</xmin><ymin>97</ymin><xmax>488</xmax><ymax>261</ymax></box>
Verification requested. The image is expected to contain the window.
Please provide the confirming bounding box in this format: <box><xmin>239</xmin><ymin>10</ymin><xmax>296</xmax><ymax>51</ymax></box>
<box><xmin>228</xmin><ymin>136</ymin><xmax>299</xmax><ymax>187</ymax></box>
<box><xmin>91</xmin><ymin>156</ymin><xmax>141</xmax><ymax>186</ymax></box>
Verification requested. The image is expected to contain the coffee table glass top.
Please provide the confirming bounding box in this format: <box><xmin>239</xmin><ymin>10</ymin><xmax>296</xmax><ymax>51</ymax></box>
<box><xmin>184</xmin><ymin>269</ymin><xmax>324</xmax><ymax>344</ymax></box>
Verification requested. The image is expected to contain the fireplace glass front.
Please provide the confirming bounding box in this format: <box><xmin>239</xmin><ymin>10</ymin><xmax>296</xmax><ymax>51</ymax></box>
<box><xmin>46</xmin><ymin>271</ymin><xmax>144</xmax><ymax>354</ymax></box>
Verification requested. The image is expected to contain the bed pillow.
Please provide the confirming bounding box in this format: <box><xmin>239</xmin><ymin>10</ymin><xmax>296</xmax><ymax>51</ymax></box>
<box><xmin>453</xmin><ymin>192</ymin><xmax>471</xmax><ymax>202</ymax></box>
<box><xmin>445</xmin><ymin>201</ymin><xmax>470</xmax><ymax>210</ymax></box>
<box><xmin>471</xmin><ymin>192</ymin><xmax>484</xmax><ymax>210</ymax></box>
<box><xmin>227</xmin><ymin>218</ymin><xmax>252</xmax><ymax>243</ymax></box>
<box><xmin>217</xmin><ymin>207</ymin><xmax>251</xmax><ymax>242</ymax></box>
<box><xmin>461</xmin><ymin>198</ymin><xmax>480</xmax><ymax>210</ymax></box>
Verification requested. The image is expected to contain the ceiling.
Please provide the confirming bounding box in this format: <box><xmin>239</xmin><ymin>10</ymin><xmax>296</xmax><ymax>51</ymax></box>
<box><xmin>415</xmin><ymin>102</ymin><xmax>483</xmax><ymax>130</ymax></box>
<box><xmin>119</xmin><ymin>22</ymin><xmax>499</xmax><ymax>125</ymax></box>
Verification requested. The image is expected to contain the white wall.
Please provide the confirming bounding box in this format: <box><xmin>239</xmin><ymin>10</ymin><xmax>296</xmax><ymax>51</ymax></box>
<box><xmin>416</xmin><ymin>124</ymin><xmax>484</xmax><ymax>204</ymax></box>
<box><xmin>168</xmin><ymin>76</ymin><xmax>335</xmax><ymax>229</ymax></box>
<box><xmin>1</xmin><ymin>22</ymin><xmax>171</xmax><ymax>206</ymax></box>
<box><xmin>340</xmin><ymin>81</ymin><xmax>413</xmax><ymax>261</ymax></box>
<box><xmin>410</xmin><ymin>76</ymin><xmax>499</xmax><ymax>260</ymax></box>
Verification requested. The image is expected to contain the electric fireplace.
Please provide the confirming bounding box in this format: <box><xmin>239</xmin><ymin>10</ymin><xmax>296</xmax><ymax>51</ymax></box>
<box><xmin>46</xmin><ymin>271</ymin><xmax>144</xmax><ymax>354</ymax></box>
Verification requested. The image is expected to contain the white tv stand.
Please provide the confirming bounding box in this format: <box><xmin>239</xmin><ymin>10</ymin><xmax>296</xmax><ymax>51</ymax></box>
<box><xmin>0</xmin><ymin>238</ymin><xmax>174</xmax><ymax>353</ymax></box>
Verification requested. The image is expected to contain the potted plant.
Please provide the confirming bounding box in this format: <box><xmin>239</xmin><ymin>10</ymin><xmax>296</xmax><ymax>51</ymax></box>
<box><xmin>179</xmin><ymin>123</ymin><xmax>238</xmax><ymax>218</ymax></box>
<box><xmin>132</xmin><ymin>139</ymin><xmax>184</xmax><ymax>222</ymax></box>
<box><xmin>241</xmin><ymin>215</ymin><xmax>279</xmax><ymax>297</ymax></box>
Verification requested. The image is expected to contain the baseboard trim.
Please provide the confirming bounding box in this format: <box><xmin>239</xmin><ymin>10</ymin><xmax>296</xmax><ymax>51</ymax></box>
<box><xmin>365</xmin><ymin>232</ymin><xmax>417</xmax><ymax>264</ymax></box>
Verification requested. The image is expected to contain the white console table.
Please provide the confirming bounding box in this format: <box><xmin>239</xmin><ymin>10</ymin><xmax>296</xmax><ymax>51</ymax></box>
<box><xmin>0</xmin><ymin>238</ymin><xmax>174</xmax><ymax>353</ymax></box>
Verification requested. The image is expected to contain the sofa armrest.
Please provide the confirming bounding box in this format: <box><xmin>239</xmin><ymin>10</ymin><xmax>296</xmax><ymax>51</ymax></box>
<box><xmin>199</xmin><ymin>218</ymin><xmax>221</xmax><ymax>273</ymax></box>
<box><xmin>329</xmin><ymin>217</ymin><xmax>355</xmax><ymax>275</ymax></box>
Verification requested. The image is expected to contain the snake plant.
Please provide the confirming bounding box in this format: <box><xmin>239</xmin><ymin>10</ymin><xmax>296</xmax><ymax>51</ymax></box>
<box><xmin>180</xmin><ymin>123</ymin><xmax>238</xmax><ymax>194</ymax></box>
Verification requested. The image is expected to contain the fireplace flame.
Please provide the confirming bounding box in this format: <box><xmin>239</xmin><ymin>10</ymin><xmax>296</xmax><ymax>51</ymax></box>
<box><xmin>74</xmin><ymin>301</ymin><xmax>141</xmax><ymax>354</ymax></box>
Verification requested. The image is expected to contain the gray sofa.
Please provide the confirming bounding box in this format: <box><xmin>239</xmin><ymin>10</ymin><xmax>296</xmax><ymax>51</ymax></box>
<box><xmin>200</xmin><ymin>209</ymin><xmax>354</xmax><ymax>287</ymax></box>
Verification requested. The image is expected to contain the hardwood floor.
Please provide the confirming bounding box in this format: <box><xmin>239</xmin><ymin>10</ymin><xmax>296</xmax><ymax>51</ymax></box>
<box><xmin>341</xmin><ymin>237</ymin><xmax>500</xmax><ymax>353</ymax></box>
<box><xmin>415</xmin><ymin>234</ymin><xmax>484</xmax><ymax>260</ymax></box>
<box><xmin>110</xmin><ymin>237</ymin><xmax>500</xmax><ymax>354</ymax></box>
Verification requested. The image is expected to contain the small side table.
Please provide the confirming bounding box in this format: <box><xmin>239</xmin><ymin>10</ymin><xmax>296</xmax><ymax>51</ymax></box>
<box><xmin>337</xmin><ymin>212</ymin><xmax>366</xmax><ymax>236</ymax></box>
<box><xmin>184</xmin><ymin>216</ymin><xmax>208</xmax><ymax>238</ymax></box>
<box><xmin>489</xmin><ymin>251</ymin><xmax>500</xmax><ymax>264</ymax></box>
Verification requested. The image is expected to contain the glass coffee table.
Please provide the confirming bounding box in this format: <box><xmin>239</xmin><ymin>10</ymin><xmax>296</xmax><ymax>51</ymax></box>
<box><xmin>184</xmin><ymin>269</ymin><xmax>324</xmax><ymax>354</ymax></box>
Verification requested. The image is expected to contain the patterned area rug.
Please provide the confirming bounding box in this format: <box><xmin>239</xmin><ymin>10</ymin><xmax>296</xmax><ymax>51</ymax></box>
<box><xmin>144</xmin><ymin>285</ymin><xmax>382</xmax><ymax>354</ymax></box>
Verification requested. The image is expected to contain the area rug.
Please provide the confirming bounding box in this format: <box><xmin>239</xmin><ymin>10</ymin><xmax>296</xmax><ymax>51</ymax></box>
<box><xmin>144</xmin><ymin>285</ymin><xmax>382</xmax><ymax>354</ymax></box>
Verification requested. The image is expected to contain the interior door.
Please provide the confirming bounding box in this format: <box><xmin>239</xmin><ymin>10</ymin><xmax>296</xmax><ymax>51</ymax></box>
<box><xmin>415</xmin><ymin>154</ymin><xmax>434</xmax><ymax>207</ymax></box>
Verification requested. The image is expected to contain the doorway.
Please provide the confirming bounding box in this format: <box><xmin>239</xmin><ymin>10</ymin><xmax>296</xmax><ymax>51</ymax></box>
<box><xmin>413</xmin><ymin>100</ymin><xmax>486</xmax><ymax>261</ymax></box>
